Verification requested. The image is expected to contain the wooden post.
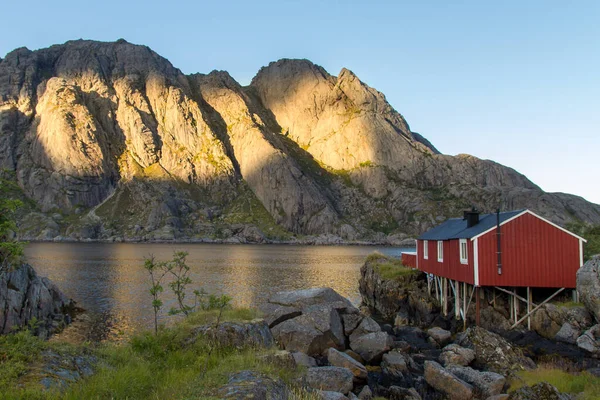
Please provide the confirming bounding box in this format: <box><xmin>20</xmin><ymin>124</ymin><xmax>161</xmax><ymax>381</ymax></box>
<box><xmin>509</xmin><ymin>291</ymin><xmax>514</xmax><ymax>322</ymax></box>
<box><xmin>443</xmin><ymin>278</ymin><xmax>448</xmax><ymax>316</ymax></box>
<box><xmin>514</xmin><ymin>287</ymin><xmax>520</xmax><ymax>323</ymax></box>
<box><xmin>463</xmin><ymin>282</ymin><xmax>467</xmax><ymax>330</ymax></box>
<box><xmin>455</xmin><ymin>280</ymin><xmax>460</xmax><ymax>320</ymax></box>
<box><xmin>427</xmin><ymin>274</ymin><xmax>431</xmax><ymax>296</ymax></box>
<box><xmin>475</xmin><ymin>287</ymin><xmax>480</xmax><ymax>326</ymax></box>
<box><xmin>527</xmin><ymin>287</ymin><xmax>531</xmax><ymax>330</ymax></box>
<box><xmin>511</xmin><ymin>288</ymin><xmax>565</xmax><ymax>329</ymax></box>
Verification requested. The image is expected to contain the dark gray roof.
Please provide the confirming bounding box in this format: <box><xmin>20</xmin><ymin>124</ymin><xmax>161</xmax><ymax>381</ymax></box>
<box><xmin>417</xmin><ymin>210</ymin><xmax>526</xmax><ymax>241</ymax></box>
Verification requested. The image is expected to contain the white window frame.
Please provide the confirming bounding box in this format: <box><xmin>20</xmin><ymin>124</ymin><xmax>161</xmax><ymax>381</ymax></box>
<box><xmin>423</xmin><ymin>240</ymin><xmax>428</xmax><ymax>259</ymax></box>
<box><xmin>437</xmin><ymin>241</ymin><xmax>443</xmax><ymax>262</ymax></box>
<box><xmin>459</xmin><ymin>239</ymin><xmax>468</xmax><ymax>264</ymax></box>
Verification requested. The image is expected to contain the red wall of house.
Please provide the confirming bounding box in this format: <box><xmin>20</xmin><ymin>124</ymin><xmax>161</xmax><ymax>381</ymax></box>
<box><xmin>417</xmin><ymin>239</ymin><xmax>475</xmax><ymax>284</ymax></box>
<box><xmin>401</xmin><ymin>252</ymin><xmax>417</xmax><ymax>268</ymax></box>
<box><xmin>477</xmin><ymin>212</ymin><xmax>581</xmax><ymax>288</ymax></box>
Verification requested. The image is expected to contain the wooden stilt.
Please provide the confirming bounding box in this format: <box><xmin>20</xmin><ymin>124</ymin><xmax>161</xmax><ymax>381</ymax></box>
<box><xmin>527</xmin><ymin>287</ymin><xmax>531</xmax><ymax>330</ymax></box>
<box><xmin>443</xmin><ymin>278</ymin><xmax>448</xmax><ymax>316</ymax></box>
<box><xmin>463</xmin><ymin>282</ymin><xmax>467</xmax><ymax>330</ymax></box>
<box><xmin>509</xmin><ymin>292</ymin><xmax>514</xmax><ymax>322</ymax></box>
<box><xmin>427</xmin><ymin>274</ymin><xmax>431</xmax><ymax>296</ymax></box>
<box><xmin>475</xmin><ymin>287</ymin><xmax>480</xmax><ymax>326</ymax></box>
<box><xmin>455</xmin><ymin>280</ymin><xmax>460</xmax><ymax>320</ymax></box>
<box><xmin>511</xmin><ymin>288</ymin><xmax>565</xmax><ymax>329</ymax></box>
<box><xmin>514</xmin><ymin>287</ymin><xmax>520</xmax><ymax>323</ymax></box>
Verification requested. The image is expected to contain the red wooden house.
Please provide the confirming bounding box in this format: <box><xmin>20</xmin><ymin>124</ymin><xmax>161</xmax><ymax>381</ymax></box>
<box><xmin>413</xmin><ymin>209</ymin><xmax>586</xmax><ymax>328</ymax></box>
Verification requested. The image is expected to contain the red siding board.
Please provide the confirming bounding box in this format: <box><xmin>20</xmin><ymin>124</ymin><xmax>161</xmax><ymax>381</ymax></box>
<box><xmin>417</xmin><ymin>239</ymin><xmax>474</xmax><ymax>284</ymax></box>
<box><xmin>477</xmin><ymin>212</ymin><xmax>580</xmax><ymax>288</ymax></box>
<box><xmin>402</xmin><ymin>253</ymin><xmax>417</xmax><ymax>268</ymax></box>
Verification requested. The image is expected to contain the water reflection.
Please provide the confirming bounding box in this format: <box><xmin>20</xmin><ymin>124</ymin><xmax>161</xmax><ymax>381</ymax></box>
<box><xmin>26</xmin><ymin>243</ymin><xmax>409</xmax><ymax>342</ymax></box>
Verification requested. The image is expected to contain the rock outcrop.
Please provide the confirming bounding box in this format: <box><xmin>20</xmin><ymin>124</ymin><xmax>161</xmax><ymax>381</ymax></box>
<box><xmin>577</xmin><ymin>256</ymin><xmax>600</xmax><ymax>322</ymax></box>
<box><xmin>2</xmin><ymin>40</ymin><xmax>599</xmax><ymax>243</ymax></box>
<box><xmin>0</xmin><ymin>263</ymin><xmax>73</xmax><ymax>337</ymax></box>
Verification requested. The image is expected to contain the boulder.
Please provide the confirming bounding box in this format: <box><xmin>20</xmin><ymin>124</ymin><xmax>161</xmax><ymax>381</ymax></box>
<box><xmin>576</xmin><ymin>324</ymin><xmax>600</xmax><ymax>354</ymax></box>
<box><xmin>446</xmin><ymin>365</ymin><xmax>506</xmax><ymax>399</ymax></box>
<box><xmin>508</xmin><ymin>382</ymin><xmax>572</xmax><ymax>400</ymax></box>
<box><xmin>576</xmin><ymin>256</ymin><xmax>600</xmax><ymax>323</ymax></box>
<box><xmin>456</xmin><ymin>327</ymin><xmax>536</xmax><ymax>376</ymax></box>
<box><xmin>388</xmin><ymin>386</ymin><xmax>422</xmax><ymax>400</ymax></box>
<box><xmin>0</xmin><ymin>263</ymin><xmax>74</xmax><ymax>337</ymax></box>
<box><xmin>554</xmin><ymin>322</ymin><xmax>580</xmax><ymax>344</ymax></box>
<box><xmin>350</xmin><ymin>332</ymin><xmax>393</xmax><ymax>364</ymax></box>
<box><xmin>217</xmin><ymin>370</ymin><xmax>289</xmax><ymax>399</ymax></box>
<box><xmin>423</xmin><ymin>361</ymin><xmax>473</xmax><ymax>400</ymax></box>
<box><xmin>439</xmin><ymin>344</ymin><xmax>476</xmax><ymax>367</ymax></box>
<box><xmin>326</xmin><ymin>348</ymin><xmax>367</xmax><ymax>381</ymax></box>
<box><xmin>344</xmin><ymin>350</ymin><xmax>365</xmax><ymax>364</ymax></box>
<box><xmin>318</xmin><ymin>391</ymin><xmax>349</xmax><ymax>400</ymax></box>
<box><xmin>259</xmin><ymin>350</ymin><xmax>296</xmax><ymax>369</ymax></box>
<box><xmin>268</xmin><ymin>288</ymin><xmax>354</xmax><ymax>309</ymax></box>
<box><xmin>531</xmin><ymin>304</ymin><xmax>565</xmax><ymax>339</ymax></box>
<box><xmin>190</xmin><ymin>319</ymin><xmax>273</xmax><ymax>348</ymax></box>
<box><xmin>357</xmin><ymin>385</ymin><xmax>373</xmax><ymax>400</ymax></box>
<box><xmin>292</xmin><ymin>351</ymin><xmax>317</xmax><ymax>368</ymax></box>
<box><xmin>306</xmin><ymin>367</ymin><xmax>354</xmax><ymax>395</ymax></box>
<box><xmin>427</xmin><ymin>327</ymin><xmax>451</xmax><ymax>346</ymax></box>
<box><xmin>258</xmin><ymin>303</ymin><xmax>302</xmax><ymax>328</ymax></box>
<box><xmin>349</xmin><ymin>317</ymin><xmax>381</xmax><ymax>342</ymax></box>
<box><xmin>34</xmin><ymin>350</ymin><xmax>96</xmax><ymax>390</ymax></box>
<box><xmin>381</xmin><ymin>351</ymin><xmax>410</xmax><ymax>377</ymax></box>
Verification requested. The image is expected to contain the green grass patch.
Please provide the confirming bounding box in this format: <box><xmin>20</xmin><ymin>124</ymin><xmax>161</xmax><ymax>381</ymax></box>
<box><xmin>553</xmin><ymin>300</ymin><xmax>585</xmax><ymax>309</ymax></box>
<box><xmin>511</xmin><ymin>367</ymin><xmax>600</xmax><ymax>400</ymax></box>
<box><xmin>366</xmin><ymin>252</ymin><xmax>418</xmax><ymax>281</ymax></box>
<box><xmin>0</xmin><ymin>308</ymin><xmax>305</xmax><ymax>400</ymax></box>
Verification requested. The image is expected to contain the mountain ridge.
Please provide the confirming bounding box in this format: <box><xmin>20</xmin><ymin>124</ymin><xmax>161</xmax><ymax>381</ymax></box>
<box><xmin>1</xmin><ymin>39</ymin><xmax>598</xmax><ymax>243</ymax></box>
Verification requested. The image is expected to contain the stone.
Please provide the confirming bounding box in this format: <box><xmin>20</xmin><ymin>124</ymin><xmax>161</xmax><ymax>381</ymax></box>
<box><xmin>423</xmin><ymin>361</ymin><xmax>473</xmax><ymax>400</ymax></box>
<box><xmin>348</xmin><ymin>316</ymin><xmax>381</xmax><ymax>342</ymax></box>
<box><xmin>357</xmin><ymin>385</ymin><xmax>373</xmax><ymax>400</ymax></box>
<box><xmin>217</xmin><ymin>370</ymin><xmax>289</xmax><ymax>399</ymax></box>
<box><xmin>0</xmin><ymin>263</ymin><xmax>73</xmax><ymax>337</ymax></box>
<box><xmin>381</xmin><ymin>351</ymin><xmax>410</xmax><ymax>377</ymax></box>
<box><xmin>388</xmin><ymin>386</ymin><xmax>422</xmax><ymax>400</ymax></box>
<box><xmin>344</xmin><ymin>350</ymin><xmax>365</xmax><ymax>364</ymax></box>
<box><xmin>258</xmin><ymin>303</ymin><xmax>301</xmax><ymax>328</ymax></box>
<box><xmin>268</xmin><ymin>288</ymin><xmax>353</xmax><ymax>310</ymax></box>
<box><xmin>259</xmin><ymin>350</ymin><xmax>296</xmax><ymax>369</ymax></box>
<box><xmin>342</xmin><ymin>313</ymin><xmax>364</xmax><ymax>336</ymax></box>
<box><xmin>306</xmin><ymin>367</ymin><xmax>354</xmax><ymax>395</ymax></box>
<box><xmin>350</xmin><ymin>332</ymin><xmax>393</xmax><ymax>364</ymax></box>
<box><xmin>488</xmin><ymin>395</ymin><xmax>510</xmax><ymax>400</ymax></box>
<box><xmin>427</xmin><ymin>327</ymin><xmax>451</xmax><ymax>346</ymax></box>
<box><xmin>577</xmin><ymin>256</ymin><xmax>600</xmax><ymax>323</ymax></box>
<box><xmin>456</xmin><ymin>327</ymin><xmax>536</xmax><ymax>376</ymax></box>
<box><xmin>318</xmin><ymin>391</ymin><xmax>349</xmax><ymax>400</ymax></box>
<box><xmin>292</xmin><ymin>351</ymin><xmax>317</xmax><ymax>368</ymax></box>
<box><xmin>34</xmin><ymin>350</ymin><xmax>96</xmax><ymax>390</ymax></box>
<box><xmin>326</xmin><ymin>348</ymin><xmax>368</xmax><ymax>381</ymax></box>
<box><xmin>531</xmin><ymin>304</ymin><xmax>565</xmax><ymax>339</ymax></box>
<box><xmin>554</xmin><ymin>322</ymin><xmax>580</xmax><ymax>344</ymax></box>
<box><xmin>446</xmin><ymin>365</ymin><xmax>506</xmax><ymax>399</ymax></box>
<box><xmin>190</xmin><ymin>319</ymin><xmax>273</xmax><ymax>348</ymax></box>
<box><xmin>439</xmin><ymin>344</ymin><xmax>476</xmax><ymax>366</ymax></box>
<box><xmin>576</xmin><ymin>324</ymin><xmax>600</xmax><ymax>354</ymax></box>
<box><xmin>508</xmin><ymin>382</ymin><xmax>572</xmax><ymax>400</ymax></box>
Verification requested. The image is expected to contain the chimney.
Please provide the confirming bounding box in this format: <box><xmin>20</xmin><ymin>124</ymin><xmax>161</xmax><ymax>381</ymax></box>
<box><xmin>464</xmin><ymin>207</ymin><xmax>480</xmax><ymax>228</ymax></box>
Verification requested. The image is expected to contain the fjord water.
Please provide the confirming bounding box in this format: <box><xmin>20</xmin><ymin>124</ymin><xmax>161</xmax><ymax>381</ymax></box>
<box><xmin>25</xmin><ymin>243</ymin><xmax>409</xmax><ymax>342</ymax></box>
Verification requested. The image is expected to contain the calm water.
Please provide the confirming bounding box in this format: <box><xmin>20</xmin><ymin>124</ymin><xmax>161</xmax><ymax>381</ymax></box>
<box><xmin>25</xmin><ymin>243</ymin><xmax>411</xmax><ymax>342</ymax></box>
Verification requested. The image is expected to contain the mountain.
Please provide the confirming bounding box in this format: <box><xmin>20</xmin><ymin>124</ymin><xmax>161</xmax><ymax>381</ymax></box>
<box><xmin>0</xmin><ymin>40</ymin><xmax>598</xmax><ymax>243</ymax></box>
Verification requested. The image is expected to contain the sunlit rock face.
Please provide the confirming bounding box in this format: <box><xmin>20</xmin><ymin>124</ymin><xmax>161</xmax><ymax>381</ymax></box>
<box><xmin>1</xmin><ymin>40</ymin><xmax>599</xmax><ymax>240</ymax></box>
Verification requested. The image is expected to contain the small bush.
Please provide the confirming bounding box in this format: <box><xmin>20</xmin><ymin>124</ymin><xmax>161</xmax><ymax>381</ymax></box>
<box><xmin>511</xmin><ymin>367</ymin><xmax>600</xmax><ymax>400</ymax></box>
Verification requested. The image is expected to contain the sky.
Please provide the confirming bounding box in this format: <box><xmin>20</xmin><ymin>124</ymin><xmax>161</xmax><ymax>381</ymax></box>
<box><xmin>1</xmin><ymin>0</ymin><xmax>599</xmax><ymax>204</ymax></box>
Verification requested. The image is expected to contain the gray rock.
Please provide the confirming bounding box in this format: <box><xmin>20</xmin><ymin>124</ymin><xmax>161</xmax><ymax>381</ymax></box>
<box><xmin>259</xmin><ymin>350</ymin><xmax>296</xmax><ymax>369</ymax></box>
<box><xmin>326</xmin><ymin>348</ymin><xmax>367</xmax><ymax>381</ymax></box>
<box><xmin>424</xmin><ymin>361</ymin><xmax>473</xmax><ymax>400</ymax></box>
<box><xmin>389</xmin><ymin>386</ymin><xmax>422</xmax><ymax>400</ymax></box>
<box><xmin>258</xmin><ymin>303</ymin><xmax>301</xmax><ymax>328</ymax></box>
<box><xmin>508</xmin><ymin>382</ymin><xmax>572</xmax><ymax>399</ymax></box>
<box><xmin>318</xmin><ymin>391</ymin><xmax>349</xmax><ymax>400</ymax></box>
<box><xmin>439</xmin><ymin>344</ymin><xmax>476</xmax><ymax>366</ymax></box>
<box><xmin>357</xmin><ymin>385</ymin><xmax>373</xmax><ymax>400</ymax></box>
<box><xmin>456</xmin><ymin>327</ymin><xmax>536</xmax><ymax>376</ymax></box>
<box><xmin>292</xmin><ymin>351</ymin><xmax>317</xmax><ymax>368</ymax></box>
<box><xmin>381</xmin><ymin>350</ymin><xmax>410</xmax><ymax>377</ymax></box>
<box><xmin>577</xmin><ymin>256</ymin><xmax>600</xmax><ymax>323</ymax></box>
<box><xmin>217</xmin><ymin>370</ymin><xmax>289</xmax><ymax>399</ymax></box>
<box><xmin>427</xmin><ymin>327</ymin><xmax>452</xmax><ymax>346</ymax></box>
<box><xmin>268</xmin><ymin>288</ymin><xmax>353</xmax><ymax>309</ymax></box>
<box><xmin>342</xmin><ymin>313</ymin><xmax>364</xmax><ymax>336</ymax></box>
<box><xmin>446</xmin><ymin>365</ymin><xmax>506</xmax><ymax>398</ymax></box>
<box><xmin>190</xmin><ymin>319</ymin><xmax>273</xmax><ymax>348</ymax></box>
<box><xmin>350</xmin><ymin>332</ymin><xmax>393</xmax><ymax>364</ymax></box>
<box><xmin>35</xmin><ymin>350</ymin><xmax>96</xmax><ymax>390</ymax></box>
<box><xmin>0</xmin><ymin>263</ymin><xmax>73</xmax><ymax>337</ymax></box>
<box><xmin>554</xmin><ymin>322</ymin><xmax>580</xmax><ymax>344</ymax></box>
<box><xmin>306</xmin><ymin>367</ymin><xmax>354</xmax><ymax>395</ymax></box>
<box><xmin>349</xmin><ymin>316</ymin><xmax>381</xmax><ymax>342</ymax></box>
<box><xmin>576</xmin><ymin>324</ymin><xmax>600</xmax><ymax>353</ymax></box>
<box><xmin>488</xmin><ymin>395</ymin><xmax>509</xmax><ymax>400</ymax></box>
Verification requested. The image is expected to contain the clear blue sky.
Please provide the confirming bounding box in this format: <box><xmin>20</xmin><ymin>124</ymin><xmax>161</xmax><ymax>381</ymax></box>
<box><xmin>2</xmin><ymin>1</ymin><xmax>599</xmax><ymax>204</ymax></box>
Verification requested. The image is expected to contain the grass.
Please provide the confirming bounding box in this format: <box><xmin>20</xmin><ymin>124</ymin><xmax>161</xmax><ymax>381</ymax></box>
<box><xmin>552</xmin><ymin>300</ymin><xmax>585</xmax><ymax>309</ymax></box>
<box><xmin>0</xmin><ymin>308</ymin><xmax>312</xmax><ymax>400</ymax></box>
<box><xmin>511</xmin><ymin>366</ymin><xmax>600</xmax><ymax>400</ymax></box>
<box><xmin>366</xmin><ymin>252</ymin><xmax>419</xmax><ymax>281</ymax></box>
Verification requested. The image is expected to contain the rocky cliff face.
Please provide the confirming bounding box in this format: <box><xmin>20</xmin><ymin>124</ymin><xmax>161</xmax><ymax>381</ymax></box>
<box><xmin>1</xmin><ymin>40</ymin><xmax>599</xmax><ymax>242</ymax></box>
